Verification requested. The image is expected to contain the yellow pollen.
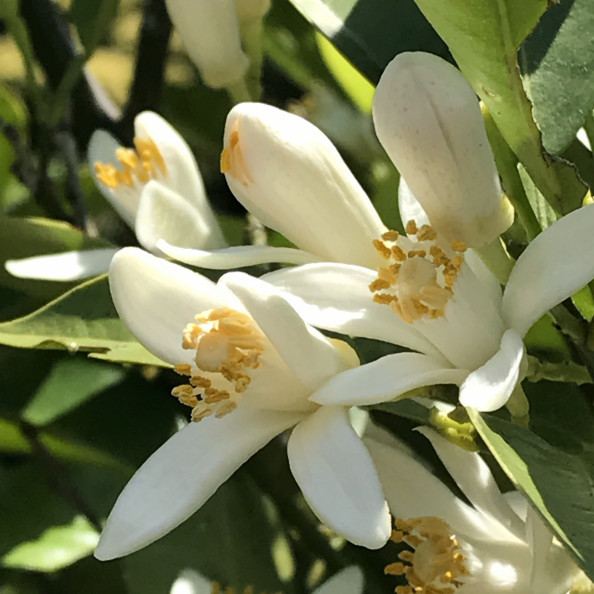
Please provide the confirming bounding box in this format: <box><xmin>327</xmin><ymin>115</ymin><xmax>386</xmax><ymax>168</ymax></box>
<box><xmin>94</xmin><ymin>135</ymin><xmax>167</xmax><ymax>190</ymax></box>
<box><xmin>172</xmin><ymin>308</ymin><xmax>265</xmax><ymax>422</ymax></box>
<box><xmin>220</xmin><ymin>124</ymin><xmax>254</xmax><ymax>186</ymax></box>
<box><xmin>386</xmin><ymin>517</ymin><xmax>469</xmax><ymax>594</ymax></box>
<box><xmin>369</xmin><ymin>222</ymin><xmax>466</xmax><ymax>324</ymax></box>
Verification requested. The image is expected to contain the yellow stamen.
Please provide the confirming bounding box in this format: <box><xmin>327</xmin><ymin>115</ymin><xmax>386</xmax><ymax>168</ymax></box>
<box><xmin>94</xmin><ymin>135</ymin><xmax>167</xmax><ymax>190</ymax></box>
<box><xmin>386</xmin><ymin>517</ymin><xmax>469</xmax><ymax>593</ymax></box>
<box><xmin>220</xmin><ymin>124</ymin><xmax>254</xmax><ymax>186</ymax></box>
<box><xmin>369</xmin><ymin>222</ymin><xmax>466</xmax><ymax>324</ymax></box>
<box><xmin>172</xmin><ymin>308</ymin><xmax>265</xmax><ymax>422</ymax></box>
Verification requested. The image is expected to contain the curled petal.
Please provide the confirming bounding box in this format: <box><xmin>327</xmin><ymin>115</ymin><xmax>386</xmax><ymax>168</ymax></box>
<box><xmin>288</xmin><ymin>407</ymin><xmax>391</xmax><ymax>549</ymax></box>
<box><xmin>459</xmin><ymin>328</ymin><xmax>525</xmax><ymax>412</ymax></box>
<box><xmin>310</xmin><ymin>352</ymin><xmax>468</xmax><ymax>406</ymax></box>
<box><xmin>5</xmin><ymin>248</ymin><xmax>117</xmax><ymax>281</ymax></box>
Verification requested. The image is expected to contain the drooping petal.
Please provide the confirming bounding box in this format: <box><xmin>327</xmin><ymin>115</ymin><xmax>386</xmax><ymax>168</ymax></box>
<box><xmin>5</xmin><ymin>248</ymin><xmax>117</xmax><ymax>281</ymax></box>
<box><xmin>165</xmin><ymin>0</ymin><xmax>249</xmax><ymax>89</ymax></box>
<box><xmin>373</xmin><ymin>52</ymin><xmax>513</xmax><ymax>248</ymax></box>
<box><xmin>364</xmin><ymin>437</ymin><xmax>504</xmax><ymax>541</ymax></box>
<box><xmin>135</xmin><ymin>181</ymin><xmax>225</xmax><ymax>254</ymax></box>
<box><xmin>221</xmin><ymin>272</ymin><xmax>354</xmax><ymax>390</ymax></box>
<box><xmin>502</xmin><ymin>204</ymin><xmax>594</xmax><ymax>336</ymax></box>
<box><xmin>310</xmin><ymin>352</ymin><xmax>468</xmax><ymax>406</ymax></box>
<box><xmin>313</xmin><ymin>566</ymin><xmax>364</xmax><ymax>594</ymax></box>
<box><xmin>263</xmin><ymin>263</ymin><xmax>446</xmax><ymax>361</ymax></box>
<box><xmin>88</xmin><ymin>130</ymin><xmax>138</xmax><ymax>227</ymax></box>
<box><xmin>95</xmin><ymin>407</ymin><xmax>301</xmax><ymax>560</ymax></box>
<box><xmin>398</xmin><ymin>177</ymin><xmax>430</xmax><ymax>227</ymax></box>
<box><xmin>288</xmin><ymin>406</ymin><xmax>391</xmax><ymax>549</ymax></box>
<box><xmin>221</xmin><ymin>103</ymin><xmax>386</xmax><ymax>268</ymax></box>
<box><xmin>459</xmin><ymin>329</ymin><xmax>525</xmax><ymax>412</ymax></box>
<box><xmin>157</xmin><ymin>240</ymin><xmax>322</xmax><ymax>269</ymax></box>
<box><xmin>109</xmin><ymin>248</ymin><xmax>235</xmax><ymax>365</ymax></box>
<box><xmin>418</xmin><ymin>427</ymin><xmax>525</xmax><ymax>540</ymax></box>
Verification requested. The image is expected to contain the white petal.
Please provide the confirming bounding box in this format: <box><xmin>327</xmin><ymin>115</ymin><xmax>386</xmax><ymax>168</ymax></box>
<box><xmin>288</xmin><ymin>407</ymin><xmax>391</xmax><ymax>549</ymax></box>
<box><xmin>109</xmin><ymin>248</ymin><xmax>234</xmax><ymax>365</ymax></box>
<box><xmin>222</xmin><ymin>103</ymin><xmax>386</xmax><ymax>268</ymax></box>
<box><xmin>313</xmin><ymin>567</ymin><xmax>364</xmax><ymax>594</ymax></box>
<box><xmin>135</xmin><ymin>181</ymin><xmax>225</xmax><ymax>254</ymax></box>
<box><xmin>502</xmin><ymin>204</ymin><xmax>594</xmax><ymax>336</ymax></box>
<box><xmin>464</xmin><ymin>248</ymin><xmax>503</xmax><ymax>308</ymax></box>
<box><xmin>418</xmin><ymin>427</ymin><xmax>525</xmax><ymax>540</ymax></box>
<box><xmin>5</xmin><ymin>248</ymin><xmax>116</xmax><ymax>281</ymax></box>
<box><xmin>459</xmin><ymin>328</ymin><xmax>525</xmax><ymax>412</ymax></box>
<box><xmin>95</xmin><ymin>407</ymin><xmax>300</xmax><ymax>560</ymax></box>
<box><xmin>157</xmin><ymin>240</ymin><xmax>322</xmax><ymax>269</ymax></box>
<box><xmin>165</xmin><ymin>0</ymin><xmax>248</xmax><ymax>88</ymax></box>
<box><xmin>310</xmin><ymin>352</ymin><xmax>468</xmax><ymax>406</ymax></box>
<box><xmin>364</xmin><ymin>438</ymin><xmax>507</xmax><ymax>541</ymax></box>
<box><xmin>373</xmin><ymin>52</ymin><xmax>512</xmax><ymax>248</ymax></box>
<box><xmin>263</xmin><ymin>263</ymin><xmax>446</xmax><ymax>361</ymax></box>
<box><xmin>221</xmin><ymin>272</ymin><xmax>349</xmax><ymax>389</ymax></box>
<box><xmin>398</xmin><ymin>177</ymin><xmax>430</xmax><ymax>227</ymax></box>
<box><xmin>88</xmin><ymin>130</ymin><xmax>138</xmax><ymax>227</ymax></box>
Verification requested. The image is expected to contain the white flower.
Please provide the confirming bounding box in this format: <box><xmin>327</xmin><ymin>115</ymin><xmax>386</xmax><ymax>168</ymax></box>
<box><xmin>170</xmin><ymin>565</ymin><xmax>364</xmax><ymax>594</ymax></box>
<box><xmin>366</xmin><ymin>428</ymin><xmax>582</xmax><ymax>593</ymax></box>
<box><xmin>165</xmin><ymin>0</ymin><xmax>249</xmax><ymax>89</ymax></box>
<box><xmin>94</xmin><ymin>247</ymin><xmax>392</xmax><ymax>560</ymax></box>
<box><xmin>373</xmin><ymin>51</ymin><xmax>513</xmax><ymax>249</ymax></box>
<box><xmin>6</xmin><ymin>112</ymin><xmax>225</xmax><ymax>282</ymax></box>
<box><xmin>263</xmin><ymin>202</ymin><xmax>594</xmax><ymax>412</ymax></box>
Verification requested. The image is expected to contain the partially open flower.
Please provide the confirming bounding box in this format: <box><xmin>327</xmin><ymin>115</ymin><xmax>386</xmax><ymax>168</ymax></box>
<box><xmin>373</xmin><ymin>52</ymin><xmax>513</xmax><ymax>249</ymax></box>
<box><xmin>6</xmin><ymin>112</ymin><xmax>225</xmax><ymax>282</ymax></box>
<box><xmin>94</xmin><ymin>248</ymin><xmax>392</xmax><ymax>560</ymax></box>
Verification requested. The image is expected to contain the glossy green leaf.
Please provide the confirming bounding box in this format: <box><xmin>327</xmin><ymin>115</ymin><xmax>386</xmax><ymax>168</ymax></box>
<box><xmin>3</xmin><ymin>516</ymin><xmax>99</xmax><ymax>573</ymax></box>
<box><xmin>0</xmin><ymin>275</ymin><xmax>164</xmax><ymax>366</ymax></box>
<box><xmin>22</xmin><ymin>357</ymin><xmax>125</xmax><ymax>427</ymax></box>
<box><xmin>412</xmin><ymin>0</ymin><xmax>586</xmax><ymax>214</ymax></box>
<box><xmin>286</xmin><ymin>0</ymin><xmax>450</xmax><ymax>84</ymax></box>
<box><xmin>469</xmin><ymin>385</ymin><xmax>594</xmax><ymax>580</ymax></box>
<box><xmin>521</xmin><ymin>0</ymin><xmax>594</xmax><ymax>154</ymax></box>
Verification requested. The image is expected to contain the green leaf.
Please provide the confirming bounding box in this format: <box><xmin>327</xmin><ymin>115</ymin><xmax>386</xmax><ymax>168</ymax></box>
<box><xmin>520</xmin><ymin>0</ymin><xmax>594</xmax><ymax>154</ymax></box>
<box><xmin>469</xmin><ymin>386</ymin><xmax>594</xmax><ymax>580</ymax></box>
<box><xmin>69</xmin><ymin>0</ymin><xmax>120</xmax><ymax>55</ymax></box>
<box><xmin>2</xmin><ymin>516</ymin><xmax>99</xmax><ymax>573</ymax></box>
<box><xmin>412</xmin><ymin>0</ymin><xmax>586</xmax><ymax>214</ymax></box>
<box><xmin>22</xmin><ymin>357</ymin><xmax>125</xmax><ymax>427</ymax></box>
<box><xmin>286</xmin><ymin>0</ymin><xmax>450</xmax><ymax>84</ymax></box>
<box><xmin>0</xmin><ymin>275</ymin><xmax>164</xmax><ymax>367</ymax></box>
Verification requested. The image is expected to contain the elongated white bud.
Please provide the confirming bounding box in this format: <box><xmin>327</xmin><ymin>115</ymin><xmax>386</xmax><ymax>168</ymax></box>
<box><xmin>220</xmin><ymin>102</ymin><xmax>386</xmax><ymax>267</ymax></box>
<box><xmin>373</xmin><ymin>52</ymin><xmax>513</xmax><ymax>248</ymax></box>
<box><xmin>165</xmin><ymin>0</ymin><xmax>249</xmax><ymax>89</ymax></box>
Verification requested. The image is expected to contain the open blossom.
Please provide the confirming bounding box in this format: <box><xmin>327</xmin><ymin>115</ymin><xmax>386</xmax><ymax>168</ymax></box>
<box><xmin>95</xmin><ymin>248</ymin><xmax>392</xmax><ymax>560</ymax></box>
<box><xmin>6</xmin><ymin>112</ymin><xmax>225</xmax><ymax>282</ymax></box>
<box><xmin>366</xmin><ymin>428</ymin><xmax>585</xmax><ymax>593</ymax></box>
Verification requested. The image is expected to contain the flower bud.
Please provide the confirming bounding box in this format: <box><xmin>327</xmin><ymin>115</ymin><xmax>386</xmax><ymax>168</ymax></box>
<box><xmin>165</xmin><ymin>0</ymin><xmax>249</xmax><ymax>89</ymax></box>
<box><xmin>220</xmin><ymin>102</ymin><xmax>386</xmax><ymax>267</ymax></box>
<box><xmin>235</xmin><ymin>0</ymin><xmax>270</xmax><ymax>21</ymax></box>
<box><xmin>373</xmin><ymin>52</ymin><xmax>513</xmax><ymax>248</ymax></box>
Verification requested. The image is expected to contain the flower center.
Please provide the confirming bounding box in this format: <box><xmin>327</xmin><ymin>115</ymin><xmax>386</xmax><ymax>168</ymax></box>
<box><xmin>94</xmin><ymin>136</ymin><xmax>167</xmax><ymax>189</ymax></box>
<box><xmin>369</xmin><ymin>221</ymin><xmax>467</xmax><ymax>324</ymax></box>
<box><xmin>172</xmin><ymin>307</ymin><xmax>265</xmax><ymax>422</ymax></box>
<box><xmin>210</xmin><ymin>582</ymin><xmax>256</xmax><ymax>594</ymax></box>
<box><xmin>220</xmin><ymin>122</ymin><xmax>253</xmax><ymax>186</ymax></box>
<box><xmin>385</xmin><ymin>516</ymin><xmax>469</xmax><ymax>593</ymax></box>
